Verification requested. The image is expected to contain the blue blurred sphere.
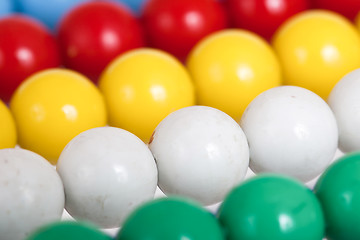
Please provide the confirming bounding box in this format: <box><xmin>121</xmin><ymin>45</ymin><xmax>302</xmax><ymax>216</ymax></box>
<box><xmin>17</xmin><ymin>0</ymin><xmax>91</xmax><ymax>30</ymax></box>
<box><xmin>0</xmin><ymin>0</ymin><xmax>15</xmax><ymax>18</ymax></box>
<box><xmin>115</xmin><ymin>0</ymin><xmax>148</xmax><ymax>15</ymax></box>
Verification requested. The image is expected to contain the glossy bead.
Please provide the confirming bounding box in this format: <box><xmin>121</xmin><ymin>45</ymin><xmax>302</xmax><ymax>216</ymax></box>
<box><xmin>240</xmin><ymin>86</ymin><xmax>338</xmax><ymax>182</ymax></box>
<box><xmin>17</xmin><ymin>0</ymin><xmax>90</xmax><ymax>30</ymax></box>
<box><xmin>187</xmin><ymin>29</ymin><xmax>281</xmax><ymax>122</ymax></box>
<box><xmin>10</xmin><ymin>69</ymin><xmax>107</xmax><ymax>164</ymax></box>
<box><xmin>0</xmin><ymin>99</ymin><xmax>17</xmax><ymax>149</ymax></box>
<box><xmin>99</xmin><ymin>48</ymin><xmax>195</xmax><ymax>143</ymax></box>
<box><xmin>226</xmin><ymin>0</ymin><xmax>309</xmax><ymax>41</ymax></box>
<box><xmin>26</xmin><ymin>221</ymin><xmax>112</xmax><ymax>240</ymax></box>
<box><xmin>314</xmin><ymin>152</ymin><xmax>360</xmax><ymax>240</ymax></box>
<box><xmin>142</xmin><ymin>0</ymin><xmax>227</xmax><ymax>61</ymax></box>
<box><xmin>328</xmin><ymin>68</ymin><xmax>360</xmax><ymax>153</ymax></box>
<box><xmin>57</xmin><ymin>127</ymin><xmax>158</xmax><ymax>228</ymax></box>
<box><xmin>218</xmin><ymin>174</ymin><xmax>325</xmax><ymax>240</ymax></box>
<box><xmin>149</xmin><ymin>106</ymin><xmax>249</xmax><ymax>205</ymax></box>
<box><xmin>0</xmin><ymin>15</ymin><xmax>60</xmax><ymax>102</ymax></box>
<box><xmin>0</xmin><ymin>148</ymin><xmax>64</xmax><ymax>240</ymax></box>
<box><xmin>117</xmin><ymin>197</ymin><xmax>224</xmax><ymax>240</ymax></box>
<box><xmin>312</xmin><ymin>0</ymin><xmax>360</xmax><ymax>21</ymax></box>
<box><xmin>57</xmin><ymin>1</ymin><xmax>144</xmax><ymax>82</ymax></box>
<box><xmin>273</xmin><ymin>10</ymin><xmax>360</xmax><ymax>99</ymax></box>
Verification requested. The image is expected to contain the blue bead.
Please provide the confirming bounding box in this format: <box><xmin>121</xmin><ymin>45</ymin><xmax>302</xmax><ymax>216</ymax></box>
<box><xmin>0</xmin><ymin>0</ymin><xmax>15</xmax><ymax>18</ymax></box>
<box><xmin>116</xmin><ymin>0</ymin><xmax>149</xmax><ymax>15</ymax></box>
<box><xmin>17</xmin><ymin>0</ymin><xmax>91</xmax><ymax>30</ymax></box>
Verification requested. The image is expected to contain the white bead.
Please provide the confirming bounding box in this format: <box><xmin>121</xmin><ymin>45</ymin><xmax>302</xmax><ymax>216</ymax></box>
<box><xmin>328</xmin><ymin>68</ymin><xmax>360</xmax><ymax>153</ymax></box>
<box><xmin>0</xmin><ymin>148</ymin><xmax>64</xmax><ymax>240</ymax></box>
<box><xmin>149</xmin><ymin>106</ymin><xmax>249</xmax><ymax>205</ymax></box>
<box><xmin>240</xmin><ymin>86</ymin><xmax>338</xmax><ymax>182</ymax></box>
<box><xmin>57</xmin><ymin>127</ymin><xmax>158</xmax><ymax>228</ymax></box>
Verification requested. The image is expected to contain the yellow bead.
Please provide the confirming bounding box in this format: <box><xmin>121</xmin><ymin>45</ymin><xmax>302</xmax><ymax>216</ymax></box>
<box><xmin>10</xmin><ymin>69</ymin><xmax>107</xmax><ymax>164</ymax></box>
<box><xmin>0</xmin><ymin>99</ymin><xmax>17</xmax><ymax>149</ymax></box>
<box><xmin>273</xmin><ymin>10</ymin><xmax>360</xmax><ymax>99</ymax></box>
<box><xmin>99</xmin><ymin>48</ymin><xmax>195</xmax><ymax>143</ymax></box>
<box><xmin>186</xmin><ymin>29</ymin><xmax>282</xmax><ymax>122</ymax></box>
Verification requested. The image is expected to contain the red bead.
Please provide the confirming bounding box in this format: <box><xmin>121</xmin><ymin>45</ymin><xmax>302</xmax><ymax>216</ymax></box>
<box><xmin>226</xmin><ymin>0</ymin><xmax>309</xmax><ymax>41</ymax></box>
<box><xmin>57</xmin><ymin>1</ymin><xmax>145</xmax><ymax>82</ymax></box>
<box><xmin>312</xmin><ymin>0</ymin><xmax>360</xmax><ymax>21</ymax></box>
<box><xmin>0</xmin><ymin>15</ymin><xmax>60</xmax><ymax>103</ymax></box>
<box><xmin>142</xmin><ymin>0</ymin><xmax>228</xmax><ymax>61</ymax></box>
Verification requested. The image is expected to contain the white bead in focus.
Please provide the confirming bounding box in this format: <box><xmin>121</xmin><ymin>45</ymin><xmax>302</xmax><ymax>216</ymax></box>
<box><xmin>0</xmin><ymin>148</ymin><xmax>64</xmax><ymax>240</ymax></box>
<box><xmin>240</xmin><ymin>86</ymin><xmax>338</xmax><ymax>182</ymax></box>
<box><xmin>149</xmin><ymin>106</ymin><xmax>249</xmax><ymax>205</ymax></box>
<box><xmin>328</xmin><ymin>68</ymin><xmax>360</xmax><ymax>153</ymax></box>
<box><xmin>57</xmin><ymin>127</ymin><xmax>158</xmax><ymax>228</ymax></box>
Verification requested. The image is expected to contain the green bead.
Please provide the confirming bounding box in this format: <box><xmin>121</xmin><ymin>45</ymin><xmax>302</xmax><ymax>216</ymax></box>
<box><xmin>117</xmin><ymin>197</ymin><xmax>224</xmax><ymax>240</ymax></box>
<box><xmin>26</xmin><ymin>221</ymin><xmax>112</xmax><ymax>240</ymax></box>
<box><xmin>314</xmin><ymin>152</ymin><xmax>360</xmax><ymax>240</ymax></box>
<box><xmin>218</xmin><ymin>174</ymin><xmax>324</xmax><ymax>240</ymax></box>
